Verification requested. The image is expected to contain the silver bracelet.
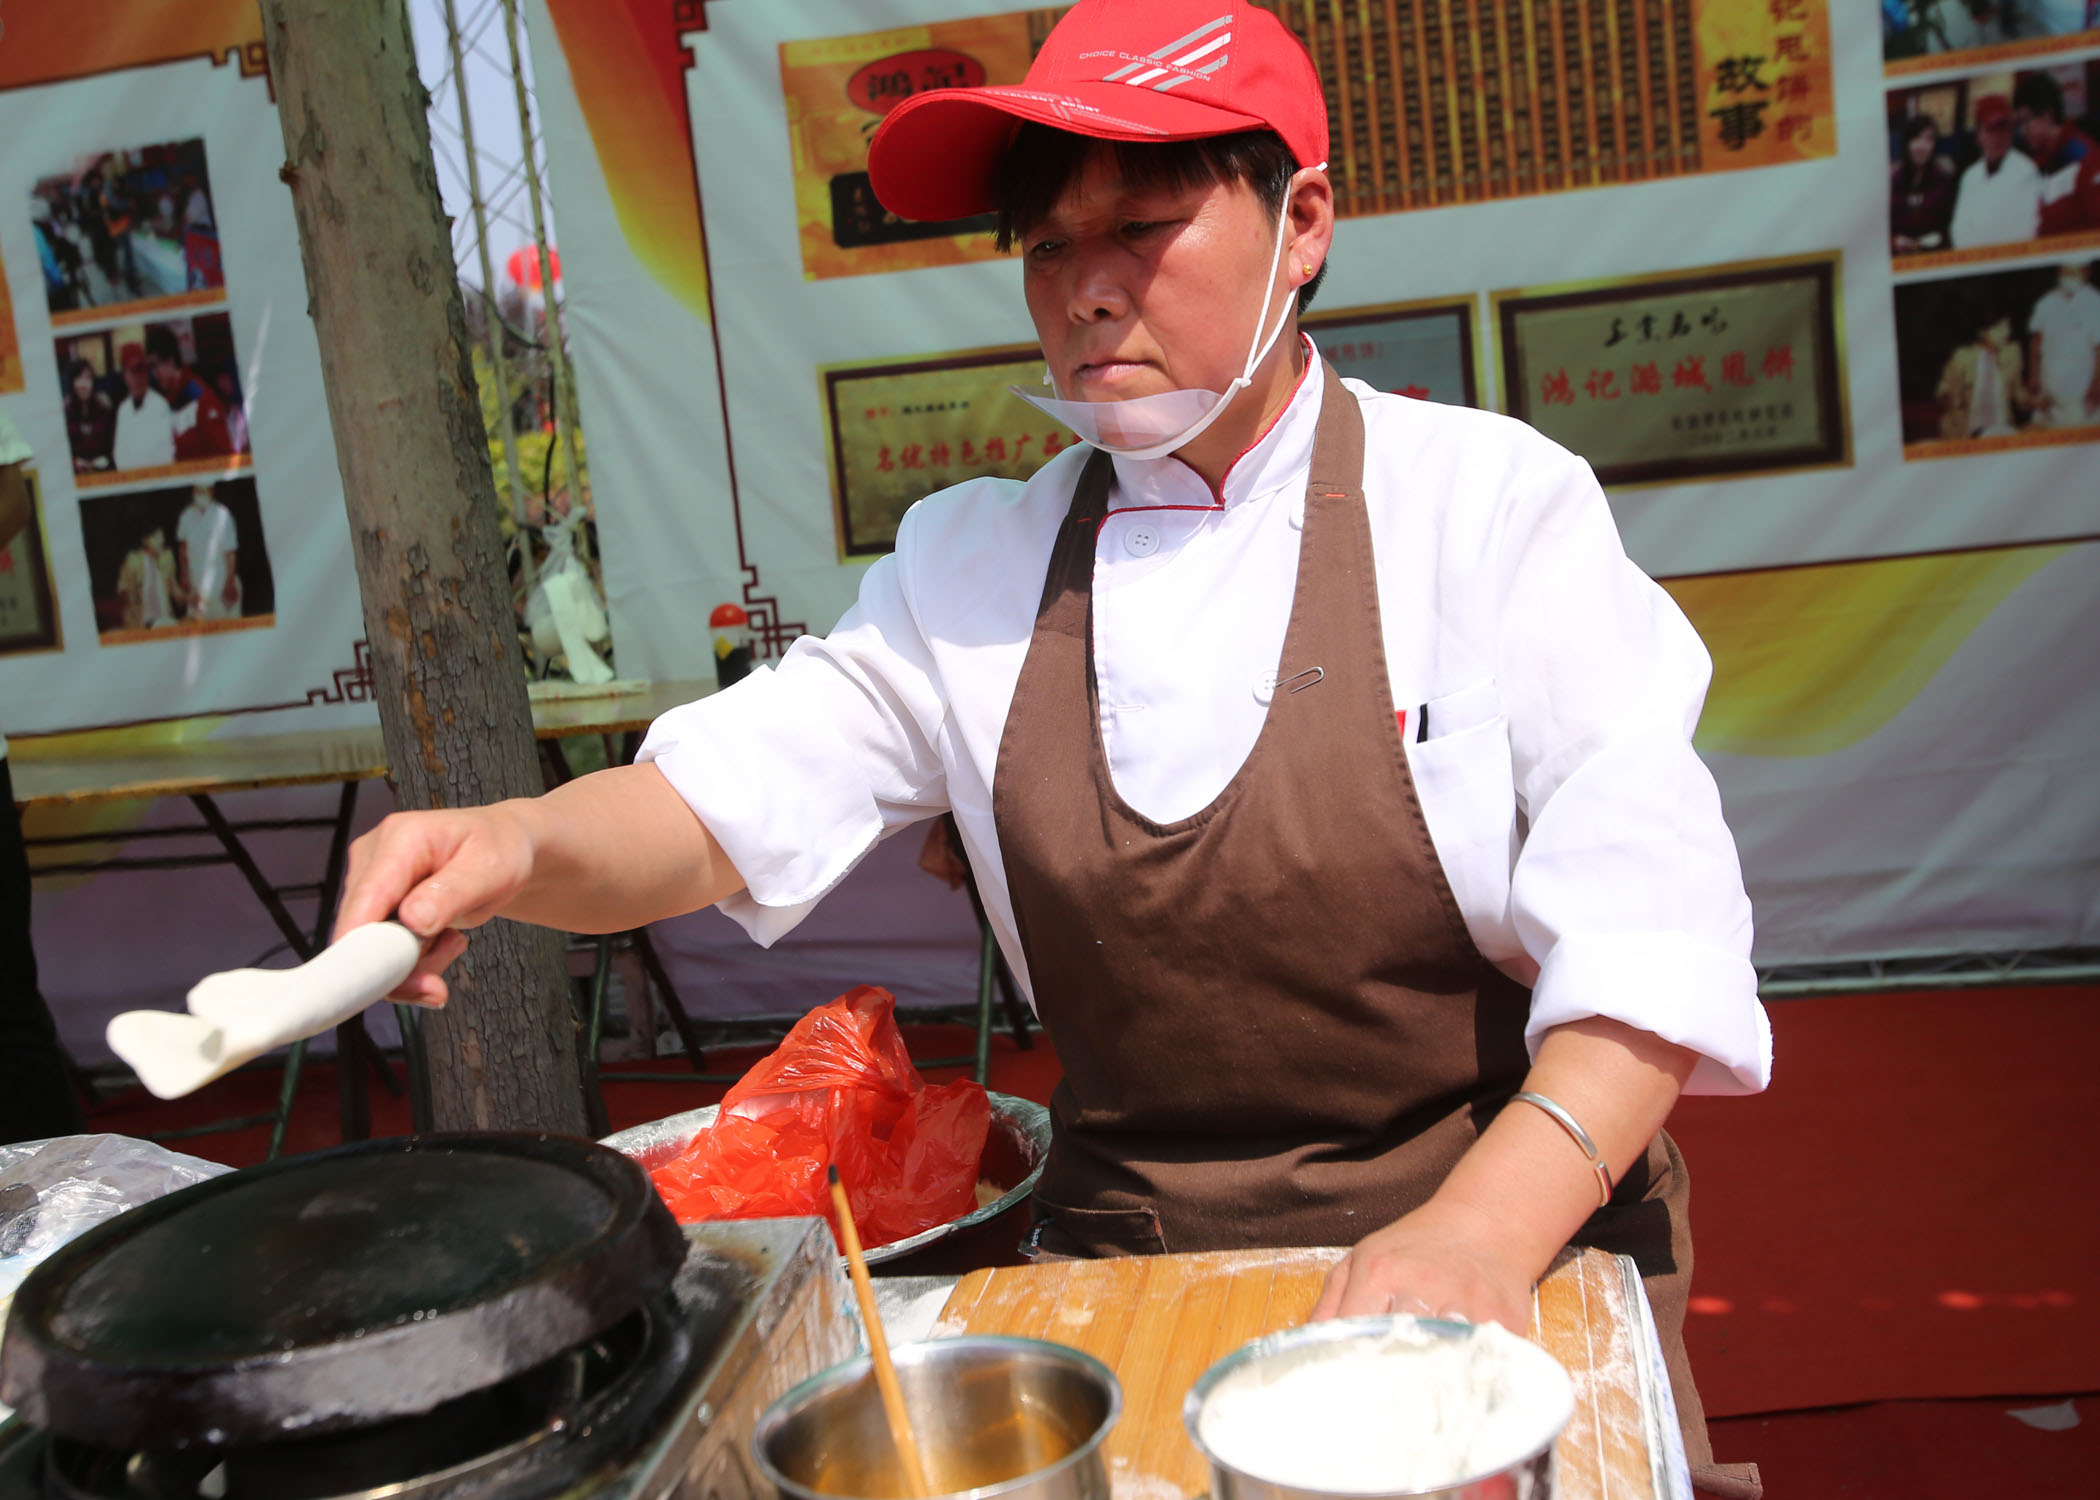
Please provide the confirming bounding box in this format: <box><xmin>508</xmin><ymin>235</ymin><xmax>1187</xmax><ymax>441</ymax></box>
<box><xmin>1510</xmin><ymin>1091</ymin><xmax>1614</xmax><ymax>1209</ymax></box>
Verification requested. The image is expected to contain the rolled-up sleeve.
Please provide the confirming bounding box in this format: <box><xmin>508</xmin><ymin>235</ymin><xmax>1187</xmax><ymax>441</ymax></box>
<box><xmin>1498</xmin><ymin>450</ymin><xmax>1771</xmax><ymax>1095</ymax></box>
<box><xmin>638</xmin><ymin>522</ymin><xmax>952</xmax><ymax>946</ymax></box>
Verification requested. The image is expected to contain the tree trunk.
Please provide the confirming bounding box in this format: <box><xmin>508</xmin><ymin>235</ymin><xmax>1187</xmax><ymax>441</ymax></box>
<box><xmin>261</xmin><ymin>0</ymin><xmax>585</xmax><ymax>1134</ymax></box>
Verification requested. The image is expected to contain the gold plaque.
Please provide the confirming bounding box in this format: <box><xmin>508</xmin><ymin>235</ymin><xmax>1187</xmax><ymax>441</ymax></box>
<box><xmin>1495</xmin><ymin>253</ymin><xmax>1847</xmax><ymax>485</ymax></box>
<box><xmin>0</xmin><ymin>469</ymin><xmax>62</xmax><ymax>655</ymax></box>
<box><xmin>824</xmin><ymin>345</ymin><xmax>1080</xmax><ymax>557</ymax></box>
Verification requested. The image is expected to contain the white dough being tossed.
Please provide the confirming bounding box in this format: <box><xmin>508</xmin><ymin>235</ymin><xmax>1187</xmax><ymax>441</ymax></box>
<box><xmin>1195</xmin><ymin>1319</ymin><xmax>1574</xmax><ymax>1494</ymax></box>
<box><xmin>106</xmin><ymin>922</ymin><xmax>423</xmax><ymax>1100</ymax></box>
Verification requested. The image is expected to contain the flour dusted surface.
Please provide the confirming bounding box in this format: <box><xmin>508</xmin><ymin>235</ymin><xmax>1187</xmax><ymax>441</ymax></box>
<box><xmin>1195</xmin><ymin>1321</ymin><xmax>1570</xmax><ymax>1493</ymax></box>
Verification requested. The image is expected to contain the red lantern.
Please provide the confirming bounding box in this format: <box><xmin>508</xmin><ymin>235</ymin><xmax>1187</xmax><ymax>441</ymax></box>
<box><xmin>505</xmin><ymin>245</ymin><xmax>562</xmax><ymax>290</ymax></box>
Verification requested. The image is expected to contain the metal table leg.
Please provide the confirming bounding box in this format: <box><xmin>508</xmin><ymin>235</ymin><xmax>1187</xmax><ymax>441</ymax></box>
<box><xmin>580</xmin><ymin>935</ymin><xmax>613</xmax><ymax>1138</ymax></box>
<box><xmin>630</xmin><ymin>927</ymin><xmax>709</xmax><ymax>1073</ymax></box>
<box><xmin>192</xmin><ymin>784</ymin><xmax>376</xmax><ymax>1152</ymax></box>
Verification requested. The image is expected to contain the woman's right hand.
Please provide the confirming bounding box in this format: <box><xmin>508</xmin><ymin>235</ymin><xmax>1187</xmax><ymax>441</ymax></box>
<box><xmin>333</xmin><ymin>802</ymin><xmax>540</xmax><ymax>1006</ymax></box>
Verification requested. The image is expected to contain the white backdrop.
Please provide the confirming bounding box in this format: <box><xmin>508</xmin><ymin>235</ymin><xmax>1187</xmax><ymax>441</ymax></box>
<box><xmin>0</xmin><ymin>21</ymin><xmax>371</xmax><ymax>739</ymax></box>
<box><xmin>525</xmin><ymin>0</ymin><xmax>2100</xmax><ymax>966</ymax></box>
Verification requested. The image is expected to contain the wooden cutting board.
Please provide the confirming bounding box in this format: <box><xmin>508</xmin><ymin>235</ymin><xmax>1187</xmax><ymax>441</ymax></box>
<box><xmin>935</xmin><ymin>1245</ymin><xmax>1668</xmax><ymax>1500</ymax></box>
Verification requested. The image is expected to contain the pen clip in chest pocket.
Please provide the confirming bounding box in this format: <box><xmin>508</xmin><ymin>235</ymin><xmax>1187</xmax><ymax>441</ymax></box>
<box><xmin>1403</xmin><ymin>678</ymin><xmax>1518</xmax><ymax>947</ymax></box>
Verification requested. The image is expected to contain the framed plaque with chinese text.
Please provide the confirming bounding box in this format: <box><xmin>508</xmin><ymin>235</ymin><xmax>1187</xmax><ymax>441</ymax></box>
<box><xmin>0</xmin><ymin>469</ymin><xmax>63</xmax><ymax>656</ymax></box>
<box><xmin>1304</xmin><ymin>297</ymin><xmax>1480</xmax><ymax>407</ymax></box>
<box><xmin>1494</xmin><ymin>252</ymin><xmax>1848</xmax><ymax>487</ymax></box>
<box><xmin>780</xmin><ymin>10</ymin><xmax>1064</xmax><ymax>282</ymax></box>
<box><xmin>822</xmin><ymin>344</ymin><xmax>1078</xmax><ymax>558</ymax></box>
<box><xmin>0</xmin><ymin>246</ymin><xmax>21</xmax><ymax>394</ymax></box>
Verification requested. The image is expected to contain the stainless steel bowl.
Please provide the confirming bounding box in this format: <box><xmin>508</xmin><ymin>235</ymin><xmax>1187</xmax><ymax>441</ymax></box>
<box><xmin>1183</xmin><ymin>1316</ymin><xmax>1574</xmax><ymax>1500</ymax></box>
<box><xmin>753</xmin><ymin>1335</ymin><xmax>1120</xmax><ymax>1500</ymax></box>
<box><xmin>600</xmin><ymin>1091</ymin><xmax>1051</xmax><ymax>1269</ymax></box>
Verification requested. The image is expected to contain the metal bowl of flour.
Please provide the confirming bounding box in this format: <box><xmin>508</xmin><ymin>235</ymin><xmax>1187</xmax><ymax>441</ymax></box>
<box><xmin>1184</xmin><ymin>1316</ymin><xmax>1574</xmax><ymax>1500</ymax></box>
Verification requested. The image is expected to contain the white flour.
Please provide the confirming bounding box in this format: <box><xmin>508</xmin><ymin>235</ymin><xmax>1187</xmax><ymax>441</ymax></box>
<box><xmin>1195</xmin><ymin>1321</ymin><xmax>1571</xmax><ymax>1494</ymax></box>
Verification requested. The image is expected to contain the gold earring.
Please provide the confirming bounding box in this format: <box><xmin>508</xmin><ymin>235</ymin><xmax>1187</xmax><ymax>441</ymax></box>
<box><xmin>1301</xmin><ymin>263</ymin><xmax>1316</xmax><ymax>276</ymax></box>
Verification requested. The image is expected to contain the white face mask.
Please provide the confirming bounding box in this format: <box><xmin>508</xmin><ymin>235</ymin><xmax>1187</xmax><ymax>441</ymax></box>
<box><xmin>1011</xmin><ymin>172</ymin><xmax>1315</xmax><ymax>462</ymax></box>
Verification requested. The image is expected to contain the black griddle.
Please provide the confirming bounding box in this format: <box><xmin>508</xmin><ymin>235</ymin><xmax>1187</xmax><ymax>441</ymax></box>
<box><xmin>0</xmin><ymin>1134</ymin><xmax>687</xmax><ymax>1452</ymax></box>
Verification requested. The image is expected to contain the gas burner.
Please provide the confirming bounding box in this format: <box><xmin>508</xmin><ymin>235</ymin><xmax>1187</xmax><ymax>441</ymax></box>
<box><xmin>39</xmin><ymin>1293</ymin><xmax>691</xmax><ymax>1500</ymax></box>
<box><xmin>0</xmin><ymin>1135</ymin><xmax>855</xmax><ymax>1500</ymax></box>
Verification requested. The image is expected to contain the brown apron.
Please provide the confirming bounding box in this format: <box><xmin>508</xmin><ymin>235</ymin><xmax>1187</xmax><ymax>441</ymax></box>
<box><xmin>990</xmin><ymin>363</ymin><xmax>1752</xmax><ymax>1492</ymax></box>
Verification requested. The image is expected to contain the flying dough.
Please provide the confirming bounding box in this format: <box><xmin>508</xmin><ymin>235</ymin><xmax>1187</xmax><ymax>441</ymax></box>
<box><xmin>106</xmin><ymin>922</ymin><xmax>424</xmax><ymax>1100</ymax></box>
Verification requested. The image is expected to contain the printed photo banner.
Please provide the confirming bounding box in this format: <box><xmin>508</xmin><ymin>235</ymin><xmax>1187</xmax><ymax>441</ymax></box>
<box><xmin>522</xmin><ymin>0</ymin><xmax>2100</xmax><ymax>963</ymax></box>
<box><xmin>0</xmin><ymin>1</ymin><xmax>367</xmax><ymax>734</ymax></box>
<box><xmin>1882</xmin><ymin>0</ymin><xmax>2100</xmax><ymax>76</ymax></box>
<box><xmin>777</xmin><ymin>0</ymin><xmax>1837</xmax><ymax>282</ymax></box>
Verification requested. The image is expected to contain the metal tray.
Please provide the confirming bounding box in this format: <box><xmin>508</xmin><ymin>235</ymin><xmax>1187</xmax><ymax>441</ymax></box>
<box><xmin>602</xmin><ymin>1091</ymin><xmax>1051</xmax><ymax>1267</ymax></box>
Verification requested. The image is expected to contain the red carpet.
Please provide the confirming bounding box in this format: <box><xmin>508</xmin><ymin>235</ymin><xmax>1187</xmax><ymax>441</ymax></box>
<box><xmin>1710</xmin><ymin>1395</ymin><xmax>2098</xmax><ymax>1498</ymax></box>
<box><xmin>1665</xmin><ymin>985</ymin><xmax>2098</xmax><ymax>1418</ymax></box>
<box><xmin>82</xmin><ymin>988</ymin><xmax>2097</xmax><ymax>1434</ymax></box>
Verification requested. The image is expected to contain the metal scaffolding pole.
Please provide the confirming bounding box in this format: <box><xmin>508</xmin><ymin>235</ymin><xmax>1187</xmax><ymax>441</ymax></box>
<box><xmin>498</xmin><ymin>0</ymin><xmax>589</xmax><ymax>562</ymax></box>
<box><xmin>442</xmin><ymin>0</ymin><xmax>535</xmax><ymax>592</ymax></box>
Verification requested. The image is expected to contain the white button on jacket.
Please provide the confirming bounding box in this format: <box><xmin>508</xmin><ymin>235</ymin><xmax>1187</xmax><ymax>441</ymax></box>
<box><xmin>642</xmin><ymin>340</ymin><xmax>1772</xmax><ymax>1097</ymax></box>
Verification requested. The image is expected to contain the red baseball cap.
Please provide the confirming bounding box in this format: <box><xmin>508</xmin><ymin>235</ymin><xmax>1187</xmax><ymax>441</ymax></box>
<box><xmin>1974</xmin><ymin>94</ymin><xmax>2012</xmax><ymax>127</ymax></box>
<box><xmin>868</xmin><ymin>0</ymin><xmax>1327</xmax><ymax>223</ymax></box>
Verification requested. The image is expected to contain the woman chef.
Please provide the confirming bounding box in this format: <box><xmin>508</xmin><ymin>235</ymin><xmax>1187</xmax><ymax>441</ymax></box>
<box><xmin>337</xmin><ymin>2</ymin><xmax>1766</xmax><ymax>1490</ymax></box>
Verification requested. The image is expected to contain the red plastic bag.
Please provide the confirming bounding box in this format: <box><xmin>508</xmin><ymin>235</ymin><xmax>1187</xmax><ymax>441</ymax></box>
<box><xmin>648</xmin><ymin>985</ymin><xmax>991</xmax><ymax>1249</ymax></box>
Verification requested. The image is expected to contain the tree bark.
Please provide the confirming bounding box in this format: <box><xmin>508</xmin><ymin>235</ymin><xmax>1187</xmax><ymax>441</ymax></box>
<box><xmin>261</xmin><ymin>0</ymin><xmax>585</xmax><ymax>1134</ymax></box>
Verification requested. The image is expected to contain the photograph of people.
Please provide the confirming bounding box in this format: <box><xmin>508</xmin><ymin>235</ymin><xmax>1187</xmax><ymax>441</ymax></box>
<box><xmin>110</xmin><ymin>343</ymin><xmax>175</xmax><ymax>472</ymax></box>
<box><xmin>2027</xmin><ymin>260</ymin><xmax>2100</xmax><ymax>425</ymax></box>
<box><xmin>116</xmin><ymin>526</ymin><xmax>179</xmax><ymax>631</ymax></box>
<box><xmin>176</xmin><ymin>483</ymin><xmax>240</xmax><ymax>621</ymax></box>
<box><xmin>145</xmin><ymin>326</ymin><xmax>235</xmax><ymax>462</ymax></box>
<box><xmin>28</xmin><ymin>140</ymin><xmax>224</xmax><ymax>316</ymax></box>
<box><xmin>1890</xmin><ymin>115</ymin><xmax>1960</xmax><ymax>253</ymax></box>
<box><xmin>1938</xmin><ymin>314</ymin><xmax>2029</xmax><ymax>436</ymax></box>
<box><xmin>2014</xmin><ymin>71</ymin><xmax>2100</xmax><ymax>236</ymax></box>
<box><xmin>58</xmin><ymin>315</ymin><xmax>251</xmax><ymax>478</ymax></box>
<box><xmin>76</xmin><ymin>479</ymin><xmax>275</xmax><ymax>641</ymax></box>
<box><xmin>331</xmin><ymin>3</ymin><xmax>1765</xmax><ymax>1491</ymax></box>
<box><xmin>62</xmin><ymin>358</ymin><xmax>115</xmax><ymax>474</ymax></box>
<box><xmin>1885</xmin><ymin>0</ymin><xmax>2096</xmax><ymax>63</ymax></box>
<box><xmin>1951</xmin><ymin>95</ymin><xmax>2042</xmax><ymax>248</ymax></box>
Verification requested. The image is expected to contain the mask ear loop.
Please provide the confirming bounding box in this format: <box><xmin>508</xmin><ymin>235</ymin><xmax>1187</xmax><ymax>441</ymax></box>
<box><xmin>1024</xmin><ymin>164</ymin><xmax>1329</xmax><ymax>460</ymax></box>
<box><xmin>1136</xmin><ymin>164</ymin><xmax>1321</xmax><ymax>457</ymax></box>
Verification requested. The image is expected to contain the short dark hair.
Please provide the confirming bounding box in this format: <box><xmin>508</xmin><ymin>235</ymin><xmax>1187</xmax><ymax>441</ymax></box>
<box><xmin>144</xmin><ymin>325</ymin><xmax>181</xmax><ymax>367</ymax></box>
<box><xmin>2012</xmin><ymin>71</ymin><xmax>2065</xmax><ymax>123</ymax></box>
<box><xmin>1903</xmin><ymin>114</ymin><xmax>1938</xmax><ymax>144</ymax></box>
<box><xmin>992</xmin><ymin>124</ymin><xmax>1329</xmax><ymax>311</ymax></box>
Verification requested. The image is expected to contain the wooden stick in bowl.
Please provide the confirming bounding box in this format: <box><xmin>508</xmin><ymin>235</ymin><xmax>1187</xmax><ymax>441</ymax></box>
<box><xmin>830</xmin><ymin>1164</ymin><xmax>933</xmax><ymax>1498</ymax></box>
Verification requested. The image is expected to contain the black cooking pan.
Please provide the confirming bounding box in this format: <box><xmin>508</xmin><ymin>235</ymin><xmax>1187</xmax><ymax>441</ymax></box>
<box><xmin>0</xmin><ymin>1133</ymin><xmax>686</xmax><ymax>1450</ymax></box>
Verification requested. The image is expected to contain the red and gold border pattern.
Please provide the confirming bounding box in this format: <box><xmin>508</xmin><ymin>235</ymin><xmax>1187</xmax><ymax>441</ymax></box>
<box><xmin>0</xmin><ymin>2</ymin><xmax>266</xmax><ymax>92</ymax></box>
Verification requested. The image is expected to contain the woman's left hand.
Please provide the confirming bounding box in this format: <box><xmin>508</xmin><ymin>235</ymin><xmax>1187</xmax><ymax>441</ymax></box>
<box><xmin>1310</xmin><ymin>1200</ymin><xmax>1534</xmax><ymax>1332</ymax></box>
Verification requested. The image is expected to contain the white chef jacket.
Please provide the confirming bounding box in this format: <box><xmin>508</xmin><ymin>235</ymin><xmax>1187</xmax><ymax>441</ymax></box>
<box><xmin>2030</xmin><ymin>280</ymin><xmax>2100</xmax><ymax>424</ymax></box>
<box><xmin>178</xmin><ymin>497</ymin><xmax>239</xmax><ymax>616</ymax></box>
<box><xmin>642</xmin><ymin>345</ymin><xmax>1771</xmax><ymax>1096</ymax></box>
<box><xmin>113</xmin><ymin>388</ymin><xmax>176</xmax><ymax>472</ymax></box>
<box><xmin>1950</xmin><ymin>150</ymin><xmax>2042</xmax><ymax>249</ymax></box>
